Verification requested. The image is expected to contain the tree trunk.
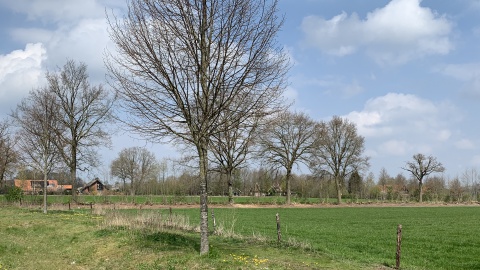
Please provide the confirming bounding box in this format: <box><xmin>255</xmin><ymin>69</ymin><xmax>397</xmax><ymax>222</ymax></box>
<box><xmin>286</xmin><ymin>169</ymin><xmax>292</xmax><ymax>204</ymax></box>
<box><xmin>43</xmin><ymin>171</ymin><xmax>48</xmax><ymax>214</ymax></box>
<box><xmin>227</xmin><ymin>171</ymin><xmax>234</xmax><ymax>204</ymax></box>
<box><xmin>335</xmin><ymin>177</ymin><xmax>343</xmax><ymax>204</ymax></box>
<box><xmin>418</xmin><ymin>180</ymin><xmax>423</xmax><ymax>203</ymax></box>
<box><xmin>70</xmin><ymin>145</ymin><xmax>77</xmax><ymax>202</ymax></box>
<box><xmin>198</xmin><ymin>144</ymin><xmax>209</xmax><ymax>255</ymax></box>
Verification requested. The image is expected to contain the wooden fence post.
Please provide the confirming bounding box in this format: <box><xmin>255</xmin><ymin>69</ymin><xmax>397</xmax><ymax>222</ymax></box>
<box><xmin>396</xmin><ymin>224</ymin><xmax>402</xmax><ymax>269</ymax></box>
<box><xmin>276</xmin><ymin>213</ymin><xmax>281</xmax><ymax>242</ymax></box>
<box><xmin>211</xmin><ymin>209</ymin><xmax>216</xmax><ymax>234</ymax></box>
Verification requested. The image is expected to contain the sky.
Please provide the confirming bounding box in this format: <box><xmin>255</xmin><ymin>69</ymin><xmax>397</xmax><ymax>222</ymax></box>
<box><xmin>1</xmin><ymin>0</ymin><xmax>480</xmax><ymax>182</ymax></box>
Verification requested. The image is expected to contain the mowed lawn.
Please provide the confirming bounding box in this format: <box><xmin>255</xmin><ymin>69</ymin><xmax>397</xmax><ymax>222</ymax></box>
<box><xmin>1</xmin><ymin>204</ymin><xmax>479</xmax><ymax>269</ymax></box>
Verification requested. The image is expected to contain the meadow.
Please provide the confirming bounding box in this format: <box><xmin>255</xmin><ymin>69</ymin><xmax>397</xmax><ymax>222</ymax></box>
<box><xmin>0</xmin><ymin>201</ymin><xmax>479</xmax><ymax>269</ymax></box>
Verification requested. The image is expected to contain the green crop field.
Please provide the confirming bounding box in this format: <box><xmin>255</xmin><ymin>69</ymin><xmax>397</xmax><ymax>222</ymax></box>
<box><xmin>0</xmin><ymin>205</ymin><xmax>479</xmax><ymax>269</ymax></box>
<box><xmin>171</xmin><ymin>206</ymin><xmax>480</xmax><ymax>270</ymax></box>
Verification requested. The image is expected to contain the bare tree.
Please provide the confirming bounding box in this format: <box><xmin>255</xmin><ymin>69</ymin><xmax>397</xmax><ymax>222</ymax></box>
<box><xmin>256</xmin><ymin>111</ymin><xmax>318</xmax><ymax>204</ymax></box>
<box><xmin>378</xmin><ymin>167</ymin><xmax>391</xmax><ymax>200</ymax></box>
<box><xmin>47</xmin><ymin>60</ymin><xmax>114</xmax><ymax>199</ymax></box>
<box><xmin>12</xmin><ymin>87</ymin><xmax>62</xmax><ymax>214</ymax></box>
<box><xmin>106</xmin><ymin>0</ymin><xmax>288</xmax><ymax>254</ymax></box>
<box><xmin>110</xmin><ymin>147</ymin><xmax>159</xmax><ymax>196</ymax></box>
<box><xmin>0</xmin><ymin>119</ymin><xmax>18</xmax><ymax>189</ymax></box>
<box><xmin>310</xmin><ymin>116</ymin><xmax>369</xmax><ymax>204</ymax></box>
<box><xmin>402</xmin><ymin>153</ymin><xmax>445</xmax><ymax>203</ymax></box>
<box><xmin>209</xmin><ymin>101</ymin><xmax>260</xmax><ymax>203</ymax></box>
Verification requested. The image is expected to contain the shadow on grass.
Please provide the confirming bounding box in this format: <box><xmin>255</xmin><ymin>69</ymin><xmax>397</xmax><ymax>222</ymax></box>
<box><xmin>137</xmin><ymin>231</ymin><xmax>201</xmax><ymax>252</ymax></box>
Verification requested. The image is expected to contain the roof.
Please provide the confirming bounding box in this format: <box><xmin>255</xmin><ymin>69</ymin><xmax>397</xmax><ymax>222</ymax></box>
<box><xmin>80</xmin><ymin>178</ymin><xmax>108</xmax><ymax>192</ymax></box>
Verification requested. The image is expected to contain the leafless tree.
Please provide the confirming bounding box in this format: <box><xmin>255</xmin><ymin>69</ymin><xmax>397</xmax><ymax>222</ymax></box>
<box><xmin>0</xmin><ymin>119</ymin><xmax>18</xmax><ymax>189</ymax></box>
<box><xmin>110</xmin><ymin>147</ymin><xmax>159</xmax><ymax>196</ymax></box>
<box><xmin>12</xmin><ymin>87</ymin><xmax>62</xmax><ymax>214</ymax></box>
<box><xmin>310</xmin><ymin>116</ymin><xmax>369</xmax><ymax>204</ymax></box>
<box><xmin>209</xmin><ymin>101</ymin><xmax>261</xmax><ymax>203</ymax></box>
<box><xmin>47</xmin><ymin>60</ymin><xmax>114</xmax><ymax>199</ymax></box>
<box><xmin>402</xmin><ymin>153</ymin><xmax>445</xmax><ymax>203</ymax></box>
<box><xmin>256</xmin><ymin>111</ymin><xmax>318</xmax><ymax>204</ymax></box>
<box><xmin>106</xmin><ymin>0</ymin><xmax>288</xmax><ymax>254</ymax></box>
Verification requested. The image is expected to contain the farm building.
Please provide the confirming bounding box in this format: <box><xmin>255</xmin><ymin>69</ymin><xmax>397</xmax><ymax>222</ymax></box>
<box><xmin>79</xmin><ymin>178</ymin><xmax>108</xmax><ymax>195</ymax></box>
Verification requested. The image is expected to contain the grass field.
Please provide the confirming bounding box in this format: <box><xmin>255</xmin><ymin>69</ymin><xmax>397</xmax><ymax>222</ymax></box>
<box><xmin>0</xmin><ymin>194</ymin><xmax>325</xmax><ymax>205</ymax></box>
<box><xmin>166</xmin><ymin>206</ymin><xmax>480</xmax><ymax>270</ymax></box>
<box><xmin>1</xmin><ymin>204</ymin><xmax>479</xmax><ymax>269</ymax></box>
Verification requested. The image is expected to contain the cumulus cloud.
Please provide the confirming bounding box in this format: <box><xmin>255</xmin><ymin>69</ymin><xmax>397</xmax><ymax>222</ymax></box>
<box><xmin>345</xmin><ymin>92</ymin><xmax>459</xmax><ymax>155</ymax></box>
<box><xmin>301</xmin><ymin>0</ymin><xmax>453</xmax><ymax>65</ymax></box>
<box><xmin>0</xmin><ymin>43</ymin><xmax>46</xmax><ymax>115</ymax></box>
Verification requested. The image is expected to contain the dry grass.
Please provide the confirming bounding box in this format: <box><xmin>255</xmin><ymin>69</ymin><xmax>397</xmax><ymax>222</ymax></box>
<box><xmin>100</xmin><ymin>209</ymin><xmax>200</xmax><ymax>233</ymax></box>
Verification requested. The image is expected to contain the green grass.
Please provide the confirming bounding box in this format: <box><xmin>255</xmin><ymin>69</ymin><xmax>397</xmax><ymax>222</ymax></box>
<box><xmin>0</xmin><ymin>206</ymin><xmax>375</xmax><ymax>270</ymax></box>
<box><xmin>0</xmin><ymin>194</ymin><xmax>327</xmax><ymax>206</ymax></box>
<box><xmin>173</xmin><ymin>206</ymin><xmax>480</xmax><ymax>270</ymax></box>
<box><xmin>1</xmin><ymin>204</ymin><xmax>478</xmax><ymax>269</ymax></box>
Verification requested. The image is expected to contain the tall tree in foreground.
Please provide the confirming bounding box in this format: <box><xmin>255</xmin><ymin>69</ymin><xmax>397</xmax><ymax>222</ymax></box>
<box><xmin>256</xmin><ymin>111</ymin><xmax>318</xmax><ymax>204</ymax></box>
<box><xmin>106</xmin><ymin>0</ymin><xmax>288</xmax><ymax>254</ymax></box>
<box><xmin>13</xmin><ymin>88</ymin><xmax>62</xmax><ymax>214</ymax></box>
<box><xmin>310</xmin><ymin>116</ymin><xmax>369</xmax><ymax>204</ymax></box>
<box><xmin>0</xmin><ymin>119</ymin><xmax>18</xmax><ymax>189</ymax></box>
<box><xmin>402</xmin><ymin>153</ymin><xmax>445</xmax><ymax>203</ymax></box>
<box><xmin>48</xmin><ymin>60</ymin><xmax>114</xmax><ymax>200</ymax></box>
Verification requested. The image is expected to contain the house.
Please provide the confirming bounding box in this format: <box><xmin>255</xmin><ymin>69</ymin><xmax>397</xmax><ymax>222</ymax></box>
<box><xmin>79</xmin><ymin>178</ymin><xmax>108</xmax><ymax>195</ymax></box>
<box><xmin>13</xmin><ymin>179</ymin><xmax>72</xmax><ymax>194</ymax></box>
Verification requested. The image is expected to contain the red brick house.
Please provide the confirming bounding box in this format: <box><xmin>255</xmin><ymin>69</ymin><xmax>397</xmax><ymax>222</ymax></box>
<box><xmin>14</xmin><ymin>179</ymin><xmax>72</xmax><ymax>194</ymax></box>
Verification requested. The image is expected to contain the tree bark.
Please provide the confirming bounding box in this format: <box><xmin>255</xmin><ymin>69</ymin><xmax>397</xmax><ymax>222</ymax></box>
<box><xmin>43</xmin><ymin>171</ymin><xmax>48</xmax><ymax>214</ymax></box>
<box><xmin>419</xmin><ymin>181</ymin><xmax>423</xmax><ymax>203</ymax></box>
<box><xmin>336</xmin><ymin>177</ymin><xmax>343</xmax><ymax>204</ymax></box>
<box><xmin>227</xmin><ymin>172</ymin><xmax>234</xmax><ymax>204</ymax></box>
<box><xmin>286</xmin><ymin>169</ymin><xmax>292</xmax><ymax>204</ymax></box>
<box><xmin>198</xmin><ymin>143</ymin><xmax>209</xmax><ymax>255</ymax></box>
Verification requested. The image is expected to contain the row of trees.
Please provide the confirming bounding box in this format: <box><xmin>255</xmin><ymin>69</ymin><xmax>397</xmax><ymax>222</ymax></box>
<box><xmin>108</xmin><ymin>164</ymin><xmax>479</xmax><ymax>204</ymax></box>
<box><xmin>0</xmin><ymin>60</ymin><xmax>114</xmax><ymax>214</ymax></box>
<box><xmin>108</xmin><ymin>113</ymin><xmax>370</xmax><ymax>204</ymax></box>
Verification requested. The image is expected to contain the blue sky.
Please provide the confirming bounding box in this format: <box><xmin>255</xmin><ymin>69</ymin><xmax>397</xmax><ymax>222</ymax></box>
<box><xmin>1</xmin><ymin>0</ymin><xmax>480</xmax><ymax>181</ymax></box>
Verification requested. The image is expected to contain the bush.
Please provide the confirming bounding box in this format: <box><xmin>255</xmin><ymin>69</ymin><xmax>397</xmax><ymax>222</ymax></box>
<box><xmin>5</xmin><ymin>186</ymin><xmax>23</xmax><ymax>203</ymax></box>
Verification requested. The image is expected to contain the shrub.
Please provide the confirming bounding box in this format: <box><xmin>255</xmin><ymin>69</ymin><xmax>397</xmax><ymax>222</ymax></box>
<box><xmin>5</xmin><ymin>186</ymin><xmax>23</xmax><ymax>203</ymax></box>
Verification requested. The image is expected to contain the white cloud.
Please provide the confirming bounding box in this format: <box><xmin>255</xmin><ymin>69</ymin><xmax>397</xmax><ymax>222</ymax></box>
<box><xmin>437</xmin><ymin>63</ymin><xmax>480</xmax><ymax>98</ymax></box>
<box><xmin>455</xmin><ymin>139</ymin><xmax>475</xmax><ymax>150</ymax></box>
<box><xmin>379</xmin><ymin>139</ymin><xmax>409</xmax><ymax>156</ymax></box>
<box><xmin>301</xmin><ymin>0</ymin><xmax>453</xmax><ymax>65</ymax></box>
<box><xmin>284</xmin><ymin>86</ymin><xmax>299</xmax><ymax>104</ymax></box>
<box><xmin>345</xmin><ymin>93</ymin><xmax>460</xmax><ymax>157</ymax></box>
<box><xmin>345</xmin><ymin>92</ymin><xmax>451</xmax><ymax>137</ymax></box>
<box><xmin>0</xmin><ymin>0</ymin><xmax>109</xmax><ymax>23</ymax></box>
<box><xmin>0</xmin><ymin>43</ymin><xmax>46</xmax><ymax>114</ymax></box>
